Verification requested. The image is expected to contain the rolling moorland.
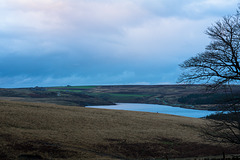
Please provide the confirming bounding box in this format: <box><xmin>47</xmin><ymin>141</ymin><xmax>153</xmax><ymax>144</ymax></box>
<box><xmin>1</xmin><ymin>84</ymin><xmax>240</xmax><ymax>110</ymax></box>
<box><xmin>1</xmin><ymin>100</ymin><xmax>240</xmax><ymax>160</ymax></box>
<box><xmin>1</xmin><ymin>85</ymin><xmax>240</xmax><ymax>159</ymax></box>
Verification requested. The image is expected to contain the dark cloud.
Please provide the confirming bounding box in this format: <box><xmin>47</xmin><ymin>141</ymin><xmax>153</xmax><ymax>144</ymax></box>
<box><xmin>0</xmin><ymin>0</ymin><xmax>238</xmax><ymax>87</ymax></box>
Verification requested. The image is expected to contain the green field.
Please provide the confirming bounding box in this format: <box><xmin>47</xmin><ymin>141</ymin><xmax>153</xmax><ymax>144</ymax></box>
<box><xmin>67</xmin><ymin>86</ymin><xmax>97</xmax><ymax>89</ymax></box>
<box><xmin>47</xmin><ymin>88</ymin><xmax>83</xmax><ymax>93</ymax></box>
<box><xmin>49</xmin><ymin>85</ymin><xmax>97</xmax><ymax>89</ymax></box>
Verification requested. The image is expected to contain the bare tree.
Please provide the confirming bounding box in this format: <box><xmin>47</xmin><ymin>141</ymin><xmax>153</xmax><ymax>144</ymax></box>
<box><xmin>178</xmin><ymin>8</ymin><xmax>240</xmax><ymax>145</ymax></box>
<box><xmin>178</xmin><ymin>13</ymin><xmax>240</xmax><ymax>88</ymax></box>
<box><xmin>202</xmin><ymin>99</ymin><xmax>240</xmax><ymax>145</ymax></box>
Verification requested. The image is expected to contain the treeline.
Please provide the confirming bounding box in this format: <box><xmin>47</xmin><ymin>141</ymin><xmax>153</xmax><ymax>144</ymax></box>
<box><xmin>205</xmin><ymin>112</ymin><xmax>240</xmax><ymax>122</ymax></box>
<box><xmin>178</xmin><ymin>93</ymin><xmax>239</xmax><ymax>105</ymax></box>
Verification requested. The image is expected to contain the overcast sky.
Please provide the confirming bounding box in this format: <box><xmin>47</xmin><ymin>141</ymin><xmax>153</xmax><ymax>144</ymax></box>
<box><xmin>0</xmin><ymin>0</ymin><xmax>239</xmax><ymax>88</ymax></box>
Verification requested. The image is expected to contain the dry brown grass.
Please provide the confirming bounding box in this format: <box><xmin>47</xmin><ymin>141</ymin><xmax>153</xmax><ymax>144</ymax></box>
<box><xmin>0</xmin><ymin>100</ymin><xmax>238</xmax><ymax>159</ymax></box>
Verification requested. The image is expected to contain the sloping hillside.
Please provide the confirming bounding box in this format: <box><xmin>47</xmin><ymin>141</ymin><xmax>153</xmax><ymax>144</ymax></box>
<box><xmin>0</xmin><ymin>100</ymin><xmax>238</xmax><ymax>159</ymax></box>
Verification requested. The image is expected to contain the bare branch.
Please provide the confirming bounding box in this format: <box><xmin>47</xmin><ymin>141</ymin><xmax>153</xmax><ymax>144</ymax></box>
<box><xmin>179</xmin><ymin>6</ymin><xmax>240</xmax><ymax>145</ymax></box>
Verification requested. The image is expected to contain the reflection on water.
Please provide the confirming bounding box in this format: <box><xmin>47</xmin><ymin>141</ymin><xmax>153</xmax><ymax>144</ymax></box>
<box><xmin>86</xmin><ymin>103</ymin><xmax>217</xmax><ymax>118</ymax></box>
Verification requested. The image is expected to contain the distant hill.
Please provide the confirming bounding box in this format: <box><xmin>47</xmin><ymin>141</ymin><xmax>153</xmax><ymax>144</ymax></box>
<box><xmin>0</xmin><ymin>84</ymin><xmax>239</xmax><ymax>110</ymax></box>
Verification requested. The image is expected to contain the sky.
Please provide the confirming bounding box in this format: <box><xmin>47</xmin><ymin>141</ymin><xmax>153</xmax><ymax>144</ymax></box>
<box><xmin>0</xmin><ymin>0</ymin><xmax>239</xmax><ymax>88</ymax></box>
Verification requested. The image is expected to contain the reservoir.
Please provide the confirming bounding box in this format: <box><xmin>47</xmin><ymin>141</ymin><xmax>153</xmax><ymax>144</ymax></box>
<box><xmin>86</xmin><ymin>103</ymin><xmax>217</xmax><ymax>118</ymax></box>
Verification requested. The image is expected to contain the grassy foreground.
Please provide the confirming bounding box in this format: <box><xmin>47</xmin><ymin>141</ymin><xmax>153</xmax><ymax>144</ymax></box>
<box><xmin>0</xmin><ymin>100</ymin><xmax>238</xmax><ymax>159</ymax></box>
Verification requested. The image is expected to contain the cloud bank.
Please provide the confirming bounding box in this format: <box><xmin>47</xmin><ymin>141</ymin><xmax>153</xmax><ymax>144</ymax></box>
<box><xmin>0</xmin><ymin>0</ymin><xmax>239</xmax><ymax>87</ymax></box>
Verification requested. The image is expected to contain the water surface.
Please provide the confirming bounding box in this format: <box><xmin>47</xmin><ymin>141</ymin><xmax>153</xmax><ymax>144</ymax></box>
<box><xmin>86</xmin><ymin>103</ymin><xmax>217</xmax><ymax>118</ymax></box>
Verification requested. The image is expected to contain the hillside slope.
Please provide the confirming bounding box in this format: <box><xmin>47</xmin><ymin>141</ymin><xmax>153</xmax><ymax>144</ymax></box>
<box><xmin>0</xmin><ymin>100</ymin><xmax>238</xmax><ymax>159</ymax></box>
